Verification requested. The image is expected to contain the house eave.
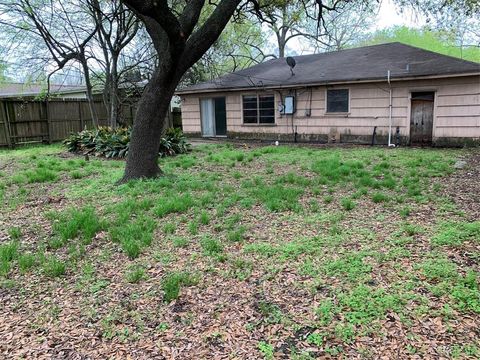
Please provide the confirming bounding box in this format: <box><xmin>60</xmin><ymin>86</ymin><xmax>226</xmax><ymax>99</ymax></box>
<box><xmin>175</xmin><ymin>71</ymin><xmax>480</xmax><ymax>95</ymax></box>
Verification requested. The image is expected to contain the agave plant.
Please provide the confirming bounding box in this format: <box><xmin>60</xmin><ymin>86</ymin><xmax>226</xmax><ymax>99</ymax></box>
<box><xmin>63</xmin><ymin>126</ymin><xmax>189</xmax><ymax>159</ymax></box>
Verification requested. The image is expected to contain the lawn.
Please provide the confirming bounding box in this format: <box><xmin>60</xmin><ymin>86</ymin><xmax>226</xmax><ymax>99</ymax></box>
<box><xmin>0</xmin><ymin>143</ymin><xmax>479</xmax><ymax>359</ymax></box>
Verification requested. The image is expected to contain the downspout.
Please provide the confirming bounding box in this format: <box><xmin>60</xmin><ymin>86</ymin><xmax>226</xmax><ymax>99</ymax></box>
<box><xmin>387</xmin><ymin>70</ymin><xmax>395</xmax><ymax>147</ymax></box>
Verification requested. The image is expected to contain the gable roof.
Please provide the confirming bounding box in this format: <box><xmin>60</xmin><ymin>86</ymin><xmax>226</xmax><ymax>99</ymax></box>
<box><xmin>177</xmin><ymin>42</ymin><xmax>480</xmax><ymax>94</ymax></box>
<box><xmin>0</xmin><ymin>83</ymin><xmax>87</xmax><ymax>98</ymax></box>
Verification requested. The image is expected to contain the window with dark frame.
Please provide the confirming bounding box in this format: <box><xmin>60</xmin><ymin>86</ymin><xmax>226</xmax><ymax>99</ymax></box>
<box><xmin>242</xmin><ymin>94</ymin><xmax>275</xmax><ymax>124</ymax></box>
<box><xmin>326</xmin><ymin>89</ymin><xmax>349</xmax><ymax>113</ymax></box>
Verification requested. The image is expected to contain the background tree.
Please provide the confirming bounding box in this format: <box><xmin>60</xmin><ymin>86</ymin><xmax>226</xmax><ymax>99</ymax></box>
<box><xmin>0</xmin><ymin>0</ymin><xmax>100</xmax><ymax>125</ymax></box>
<box><xmin>254</xmin><ymin>0</ymin><xmax>313</xmax><ymax>58</ymax></box>
<box><xmin>183</xmin><ymin>16</ymin><xmax>270</xmax><ymax>85</ymax></box>
<box><xmin>0</xmin><ymin>0</ymin><xmax>151</xmax><ymax>127</ymax></box>
<box><xmin>87</xmin><ymin>0</ymin><xmax>141</xmax><ymax>128</ymax></box>
<box><xmin>309</xmin><ymin>1</ymin><xmax>377</xmax><ymax>52</ymax></box>
<box><xmin>361</xmin><ymin>25</ymin><xmax>480</xmax><ymax>62</ymax></box>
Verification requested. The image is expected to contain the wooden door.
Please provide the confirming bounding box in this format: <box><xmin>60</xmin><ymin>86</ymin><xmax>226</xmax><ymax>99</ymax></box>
<box><xmin>410</xmin><ymin>92</ymin><xmax>434</xmax><ymax>145</ymax></box>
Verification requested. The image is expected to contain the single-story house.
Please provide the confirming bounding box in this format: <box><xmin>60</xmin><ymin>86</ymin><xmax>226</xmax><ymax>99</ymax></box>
<box><xmin>0</xmin><ymin>83</ymin><xmax>89</xmax><ymax>100</ymax></box>
<box><xmin>176</xmin><ymin>42</ymin><xmax>480</xmax><ymax>146</ymax></box>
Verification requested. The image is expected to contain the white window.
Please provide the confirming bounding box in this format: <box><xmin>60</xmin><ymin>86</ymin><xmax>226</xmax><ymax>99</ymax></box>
<box><xmin>242</xmin><ymin>94</ymin><xmax>275</xmax><ymax>124</ymax></box>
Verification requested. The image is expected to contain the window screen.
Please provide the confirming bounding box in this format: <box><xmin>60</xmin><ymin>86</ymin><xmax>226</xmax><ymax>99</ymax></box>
<box><xmin>327</xmin><ymin>89</ymin><xmax>349</xmax><ymax>113</ymax></box>
<box><xmin>243</xmin><ymin>94</ymin><xmax>275</xmax><ymax>124</ymax></box>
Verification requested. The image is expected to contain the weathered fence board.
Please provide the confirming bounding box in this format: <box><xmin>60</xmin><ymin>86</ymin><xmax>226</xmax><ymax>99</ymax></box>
<box><xmin>0</xmin><ymin>99</ymin><xmax>137</xmax><ymax>147</ymax></box>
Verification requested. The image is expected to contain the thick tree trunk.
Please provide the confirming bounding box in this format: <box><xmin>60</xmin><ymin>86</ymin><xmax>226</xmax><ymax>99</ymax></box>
<box><xmin>118</xmin><ymin>68</ymin><xmax>176</xmax><ymax>182</ymax></box>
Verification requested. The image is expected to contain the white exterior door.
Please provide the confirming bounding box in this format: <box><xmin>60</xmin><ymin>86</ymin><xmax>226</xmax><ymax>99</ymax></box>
<box><xmin>200</xmin><ymin>98</ymin><xmax>215</xmax><ymax>136</ymax></box>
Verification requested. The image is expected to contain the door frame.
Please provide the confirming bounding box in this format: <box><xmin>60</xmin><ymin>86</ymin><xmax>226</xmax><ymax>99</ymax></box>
<box><xmin>407</xmin><ymin>88</ymin><xmax>437</xmax><ymax>145</ymax></box>
<box><xmin>199</xmin><ymin>96</ymin><xmax>227</xmax><ymax>137</ymax></box>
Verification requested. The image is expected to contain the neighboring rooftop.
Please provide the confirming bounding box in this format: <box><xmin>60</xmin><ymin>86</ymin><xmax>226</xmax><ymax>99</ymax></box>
<box><xmin>177</xmin><ymin>42</ymin><xmax>480</xmax><ymax>94</ymax></box>
<box><xmin>0</xmin><ymin>83</ymin><xmax>87</xmax><ymax>98</ymax></box>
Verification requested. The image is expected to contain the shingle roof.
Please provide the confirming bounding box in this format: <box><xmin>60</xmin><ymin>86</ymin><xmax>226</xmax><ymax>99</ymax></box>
<box><xmin>0</xmin><ymin>83</ymin><xmax>87</xmax><ymax>98</ymax></box>
<box><xmin>177</xmin><ymin>42</ymin><xmax>480</xmax><ymax>94</ymax></box>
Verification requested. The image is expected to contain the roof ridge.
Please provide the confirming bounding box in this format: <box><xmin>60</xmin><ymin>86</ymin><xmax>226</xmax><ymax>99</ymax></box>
<box><xmin>389</xmin><ymin>42</ymin><xmax>480</xmax><ymax>66</ymax></box>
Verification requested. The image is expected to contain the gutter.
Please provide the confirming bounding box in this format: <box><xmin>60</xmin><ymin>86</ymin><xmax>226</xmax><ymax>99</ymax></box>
<box><xmin>387</xmin><ymin>70</ymin><xmax>395</xmax><ymax>148</ymax></box>
<box><xmin>175</xmin><ymin>71</ymin><xmax>480</xmax><ymax>95</ymax></box>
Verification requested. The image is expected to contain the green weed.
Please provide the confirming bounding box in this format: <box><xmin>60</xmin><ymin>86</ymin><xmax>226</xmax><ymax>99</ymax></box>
<box><xmin>163</xmin><ymin>222</ymin><xmax>176</xmax><ymax>234</ymax></box>
<box><xmin>125</xmin><ymin>265</ymin><xmax>147</xmax><ymax>283</ymax></box>
<box><xmin>110</xmin><ymin>216</ymin><xmax>156</xmax><ymax>259</ymax></box>
<box><xmin>199</xmin><ymin>210</ymin><xmax>210</xmax><ymax>225</ymax></box>
<box><xmin>258</xmin><ymin>341</ymin><xmax>274</xmax><ymax>360</ymax></box>
<box><xmin>43</xmin><ymin>257</ymin><xmax>66</xmax><ymax>277</ymax></box>
<box><xmin>340</xmin><ymin>197</ymin><xmax>356</xmax><ymax>211</ymax></box>
<box><xmin>154</xmin><ymin>192</ymin><xmax>195</xmax><ymax>217</ymax></box>
<box><xmin>162</xmin><ymin>271</ymin><xmax>198</xmax><ymax>302</ymax></box>
<box><xmin>171</xmin><ymin>236</ymin><xmax>188</xmax><ymax>248</ymax></box>
<box><xmin>227</xmin><ymin>225</ymin><xmax>247</xmax><ymax>242</ymax></box>
<box><xmin>52</xmin><ymin>206</ymin><xmax>102</xmax><ymax>245</ymax></box>
<box><xmin>432</xmin><ymin>221</ymin><xmax>480</xmax><ymax>246</ymax></box>
<box><xmin>0</xmin><ymin>242</ymin><xmax>18</xmax><ymax>263</ymax></box>
<box><xmin>188</xmin><ymin>220</ymin><xmax>199</xmax><ymax>235</ymax></box>
<box><xmin>371</xmin><ymin>192</ymin><xmax>389</xmax><ymax>203</ymax></box>
<box><xmin>8</xmin><ymin>227</ymin><xmax>22</xmax><ymax>240</ymax></box>
<box><xmin>18</xmin><ymin>253</ymin><xmax>36</xmax><ymax>272</ymax></box>
<box><xmin>200</xmin><ymin>236</ymin><xmax>223</xmax><ymax>256</ymax></box>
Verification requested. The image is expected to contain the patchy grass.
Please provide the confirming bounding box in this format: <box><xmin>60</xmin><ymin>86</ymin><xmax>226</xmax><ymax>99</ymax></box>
<box><xmin>0</xmin><ymin>143</ymin><xmax>479</xmax><ymax>359</ymax></box>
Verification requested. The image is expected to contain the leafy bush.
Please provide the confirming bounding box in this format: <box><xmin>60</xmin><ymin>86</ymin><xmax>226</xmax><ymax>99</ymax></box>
<box><xmin>64</xmin><ymin>126</ymin><xmax>190</xmax><ymax>159</ymax></box>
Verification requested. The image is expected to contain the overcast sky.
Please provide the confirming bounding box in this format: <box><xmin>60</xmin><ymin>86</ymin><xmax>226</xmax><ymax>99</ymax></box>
<box><xmin>376</xmin><ymin>0</ymin><xmax>425</xmax><ymax>29</ymax></box>
<box><xmin>285</xmin><ymin>0</ymin><xmax>426</xmax><ymax>55</ymax></box>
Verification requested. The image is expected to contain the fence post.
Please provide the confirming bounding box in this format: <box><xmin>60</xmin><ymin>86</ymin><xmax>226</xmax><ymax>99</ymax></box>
<box><xmin>78</xmin><ymin>102</ymin><xmax>84</xmax><ymax>130</ymax></box>
<box><xmin>45</xmin><ymin>100</ymin><xmax>52</xmax><ymax>144</ymax></box>
<box><xmin>3</xmin><ymin>101</ymin><xmax>13</xmax><ymax>148</ymax></box>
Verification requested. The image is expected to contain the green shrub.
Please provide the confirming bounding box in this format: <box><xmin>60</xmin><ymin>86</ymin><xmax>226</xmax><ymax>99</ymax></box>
<box><xmin>64</xmin><ymin>126</ymin><xmax>190</xmax><ymax>159</ymax></box>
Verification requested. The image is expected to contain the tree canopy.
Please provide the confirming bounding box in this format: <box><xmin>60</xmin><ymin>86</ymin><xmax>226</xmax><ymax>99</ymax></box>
<box><xmin>361</xmin><ymin>26</ymin><xmax>480</xmax><ymax>62</ymax></box>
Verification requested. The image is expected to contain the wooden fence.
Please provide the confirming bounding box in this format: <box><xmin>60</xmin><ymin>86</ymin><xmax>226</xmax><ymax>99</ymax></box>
<box><xmin>0</xmin><ymin>99</ymin><xmax>136</xmax><ymax>147</ymax></box>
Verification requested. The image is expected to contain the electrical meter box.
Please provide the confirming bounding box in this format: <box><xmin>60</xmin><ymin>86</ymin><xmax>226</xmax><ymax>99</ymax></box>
<box><xmin>283</xmin><ymin>95</ymin><xmax>295</xmax><ymax>114</ymax></box>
